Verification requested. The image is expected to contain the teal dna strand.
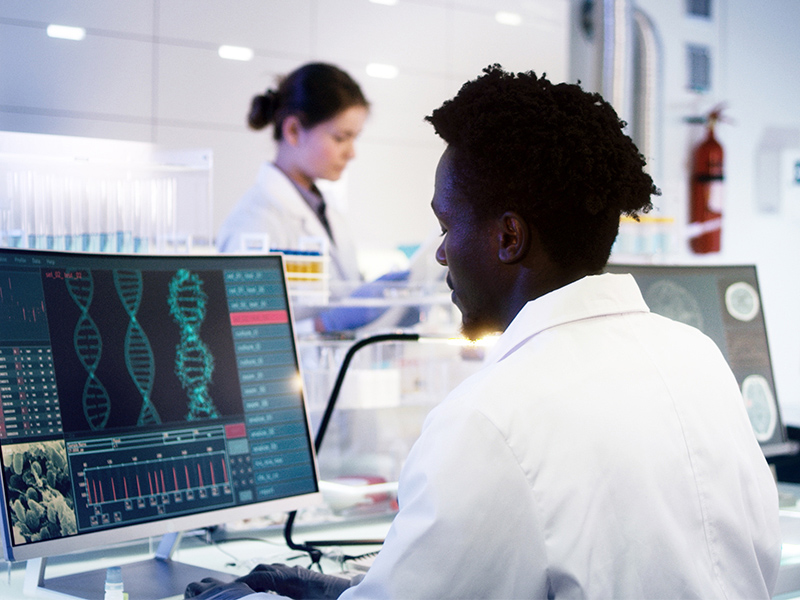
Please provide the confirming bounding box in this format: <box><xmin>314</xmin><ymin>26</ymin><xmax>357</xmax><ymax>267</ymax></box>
<box><xmin>65</xmin><ymin>271</ymin><xmax>112</xmax><ymax>430</ymax></box>
<box><xmin>168</xmin><ymin>269</ymin><xmax>219</xmax><ymax>419</ymax></box>
<box><xmin>113</xmin><ymin>269</ymin><xmax>161</xmax><ymax>425</ymax></box>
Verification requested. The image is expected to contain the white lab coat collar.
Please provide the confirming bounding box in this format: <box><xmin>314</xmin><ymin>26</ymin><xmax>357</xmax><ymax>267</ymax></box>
<box><xmin>485</xmin><ymin>272</ymin><xmax>650</xmax><ymax>366</ymax></box>
<box><xmin>256</xmin><ymin>162</ymin><xmax>318</xmax><ymax>223</ymax></box>
<box><xmin>248</xmin><ymin>162</ymin><xmax>361</xmax><ymax>284</ymax></box>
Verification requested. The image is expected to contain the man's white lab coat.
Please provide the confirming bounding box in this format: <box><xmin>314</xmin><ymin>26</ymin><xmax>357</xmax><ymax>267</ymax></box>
<box><xmin>216</xmin><ymin>162</ymin><xmax>361</xmax><ymax>289</ymax></box>
<box><xmin>341</xmin><ymin>273</ymin><xmax>781</xmax><ymax>599</ymax></box>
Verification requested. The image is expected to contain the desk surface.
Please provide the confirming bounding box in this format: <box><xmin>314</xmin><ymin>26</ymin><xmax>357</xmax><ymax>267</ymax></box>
<box><xmin>7</xmin><ymin>494</ymin><xmax>800</xmax><ymax>600</ymax></box>
<box><xmin>0</xmin><ymin>516</ymin><xmax>392</xmax><ymax>600</ymax></box>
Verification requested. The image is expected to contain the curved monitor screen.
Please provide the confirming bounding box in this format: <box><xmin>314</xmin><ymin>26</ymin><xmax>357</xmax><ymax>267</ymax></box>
<box><xmin>0</xmin><ymin>248</ymin><xmax>320</xmax><ymax>562</ymax></box>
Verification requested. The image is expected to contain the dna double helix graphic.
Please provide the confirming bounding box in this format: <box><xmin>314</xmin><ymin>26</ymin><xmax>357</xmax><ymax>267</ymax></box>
<box><xmin>113</xmin><ymin>269</ymin><xmax>160</xmax><ymax>425</ymax></box>
<box><xmin>168</xmin><ymin>269</ymin><xmax>219</xmax><ymax>420</ymax></box>
<box><xmin>65</xmin><ymin>271</ymin><xmax>112</xmax><ymax>430</ymax></box>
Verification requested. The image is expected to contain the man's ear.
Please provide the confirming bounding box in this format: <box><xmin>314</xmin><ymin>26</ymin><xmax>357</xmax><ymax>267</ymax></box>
<box><xmin>281</xmin><ymin>115</ymin><xmax>303</xmax><ymax>146</ymax></box>
<box><xmin>497</xmin><ymin>211</ymin><xmax>531</xmax><ymax>264</ymax></box>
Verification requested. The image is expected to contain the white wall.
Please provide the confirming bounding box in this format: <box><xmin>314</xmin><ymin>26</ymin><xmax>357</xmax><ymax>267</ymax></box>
<box><xmin>720</xmin><ymin>0</ymin><xmax>800</xmax><ymax>425</ymax></box>
<box><xmin>0</xmin><ymin>0</ymin><xmax>570</xmax><ymax>262</ymax></box>
<box><xmin>571</xmin><ymin>0</ymin><xmax>800</xmax><ymax>424</ymax></box>
<box><xmin>642</xmin><ymin>0</ymin><xmax>800</xmax><ymax>426</ymax></box>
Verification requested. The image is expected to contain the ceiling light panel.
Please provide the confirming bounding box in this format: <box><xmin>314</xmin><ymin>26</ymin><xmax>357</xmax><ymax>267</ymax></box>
<box><xmin>46</xmin><ymin>24</ymin><xmax>87</xmax><ymax>41</ymax></box>
<box><xmin>218</xmin><ymin>45</ymin><xmax>254</xmax><ymax>61</ymax></box>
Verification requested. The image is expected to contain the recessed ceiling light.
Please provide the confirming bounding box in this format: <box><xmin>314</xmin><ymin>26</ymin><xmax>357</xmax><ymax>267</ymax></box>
<box><xmin>369</xmin><ymin>0</ymin><xmax>398</xmax><ymax>5</ymax></box>
<box><xmin>366</xmin><ymin>63</ymin><xmax>399</xmax><ymax>79</ymax></box>
<box><xmin>495</xmin><ymin>11</ymin><xmax>523</xmax><ymax>26</ymax></box>
<box><xmin>46</xmin><ymin>24</ymin><xmax>86</xmax><ymax>41</ymax></box>
<box><xmin>218</xmin><ymin>45</ymin><xmax>254</xmax><ymax>61</ymax></box>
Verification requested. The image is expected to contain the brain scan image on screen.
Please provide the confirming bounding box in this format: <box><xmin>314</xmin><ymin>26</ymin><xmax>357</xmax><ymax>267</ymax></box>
<box><xmin>741</xmin><ymin>374</ymin><xmax>778</xmax><ymax>442</ymax></box>
<box><xmin>642</xmin><ymin>279</ymin><xmax>705</xmax><ymax>331</ymax></box>
<box><xmin>725</xmin><ymin>281</ymin><xmax>760</xmax><ymax>322</ymax></box>
<box><xmin>605</xmin><ymin>263</ymin><xmax>792</xmax><ymax>457</ymax></box>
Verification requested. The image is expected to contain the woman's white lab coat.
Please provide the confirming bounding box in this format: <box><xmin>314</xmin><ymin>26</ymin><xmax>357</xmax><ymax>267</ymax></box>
<box><xmin>216</xmin><ymin>162</ymin><xmax>361</xmax><ymax>291</ymax></box>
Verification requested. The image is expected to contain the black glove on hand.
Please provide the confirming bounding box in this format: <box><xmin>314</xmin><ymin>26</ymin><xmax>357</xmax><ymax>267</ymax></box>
<box><xmin>236</xmin><ymin>563</ymin><xmax>351</xmax><ymax>600</ymax></box>
<box><xmin>185</xmin><ymin>577</ymin><xmax>257</xmax><ymax>599</ymax></box>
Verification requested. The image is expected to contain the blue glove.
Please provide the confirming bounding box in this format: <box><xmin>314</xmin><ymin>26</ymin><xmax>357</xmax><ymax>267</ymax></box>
<box><xmin>317</xmin><ymin>270</ymin><xmax>413</xmax><ymax>332</ymax></box>
<box><xmin>235</xmin><ymin>563</ymin><xmax>351</xmax><ymax>599</ymax></box>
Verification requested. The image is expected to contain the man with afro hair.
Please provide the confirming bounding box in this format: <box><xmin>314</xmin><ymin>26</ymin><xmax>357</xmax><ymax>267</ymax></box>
<box><xmin>189</xmin><ymin>66</ymin><xmax>780</xmax><ymax>600</ymax></box>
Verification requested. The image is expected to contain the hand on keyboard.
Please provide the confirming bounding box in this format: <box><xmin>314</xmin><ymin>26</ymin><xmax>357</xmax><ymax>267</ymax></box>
<box><xmin>234</xmin><ymin>563</ymin><xmax>351</xmax><ymax>599</ymax></box>
<box><xmin>185</xmin><ymin>579</ymin><xmax>262</xmax><ymax>599</ymax></box>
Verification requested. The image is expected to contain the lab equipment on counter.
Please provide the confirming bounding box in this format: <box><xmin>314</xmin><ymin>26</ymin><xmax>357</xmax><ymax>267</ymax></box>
<box><xmin>0</xmin><ymin>130</ymin><xmax>213</xmax><ymax>254</ymax></box>
<box><xmin>103</xmin><ymin>566</ymin><xmax>125</xmax><ymax>600</ymax></box>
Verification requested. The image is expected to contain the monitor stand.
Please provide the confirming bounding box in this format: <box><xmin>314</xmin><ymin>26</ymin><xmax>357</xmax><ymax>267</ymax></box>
<box><xmin>23</xmin><ymin>532</ymin><xmax>233</xmax><ymax>600</ymax></box>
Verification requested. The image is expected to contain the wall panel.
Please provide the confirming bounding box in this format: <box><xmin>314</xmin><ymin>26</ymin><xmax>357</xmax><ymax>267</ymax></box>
<box><xmin>315</xmin><ymin>1</ymin><xmax>449</xmax><ymax>72</ymax></box>
<box><xmin>0</xmin><ymin>0</ymin><xmax>154</xmax><ymax>35</ymax></box>
<box><xmin>157</xmin><ymin>0</ymin><xmax>313</xmax><ymax>55</ymax></box>
<box><xmin>0</xmin><ymin>0</ymin><xmax>571</xmax><ymax>256</ymax></box>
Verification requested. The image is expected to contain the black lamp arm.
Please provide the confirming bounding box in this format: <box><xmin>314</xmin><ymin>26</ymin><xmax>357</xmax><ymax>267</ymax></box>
<box><xmin>283</xmin><ymin>333</ymin><xmax>420</xmax><ymax>560</ymax></box>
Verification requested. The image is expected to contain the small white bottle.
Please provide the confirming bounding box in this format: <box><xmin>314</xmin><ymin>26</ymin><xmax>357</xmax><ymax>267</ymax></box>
<box><xmin>104</xmin><ymin>566</ymin><xmax>125</xmax><ymax>600</ymax></box>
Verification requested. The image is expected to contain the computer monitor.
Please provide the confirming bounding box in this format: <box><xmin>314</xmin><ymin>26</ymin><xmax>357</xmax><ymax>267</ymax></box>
<box><xmin>606</xmin><ymin>263</ymin><xmax>796</xmax><ymax>459</ymax></box>
<box><xmin>0</xmin><ymin>248</ymin><xmax>320</xmax><ymax>597</ymax></box>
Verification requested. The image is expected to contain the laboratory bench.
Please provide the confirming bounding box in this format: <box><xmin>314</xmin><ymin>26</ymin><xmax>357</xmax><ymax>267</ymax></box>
<box><xmin>0</xmin><ymin>513</ymin><xmax>393</xmax><ymax>600</ymax></box>
<box><xmin>4</xmin><ymin>484</ymin><xmax>800</xmax><ymax>600</ymax></box>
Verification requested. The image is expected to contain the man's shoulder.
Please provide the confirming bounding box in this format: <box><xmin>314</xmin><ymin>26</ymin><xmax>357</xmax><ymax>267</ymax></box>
<box><xmin>425</xmin><ymin>357</ymin><xmax>532</xmax><ymax>430</ymax></box>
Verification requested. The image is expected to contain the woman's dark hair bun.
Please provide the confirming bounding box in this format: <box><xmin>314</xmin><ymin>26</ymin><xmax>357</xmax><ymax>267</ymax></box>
<box><xmin>249</xmin><ymin>63</ymin><xmax>367</xmax><ymax>140</ymax></box>
<box><xmin>248</xmin><ymin>89</ymin><xmax>279</xmax><ymax>130</ymax></box>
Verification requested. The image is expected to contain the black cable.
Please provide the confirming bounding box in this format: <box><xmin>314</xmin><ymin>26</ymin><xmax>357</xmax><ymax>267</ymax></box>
<box><xmin>314</xmin><ymin>333</ymin><xmax>419</xmax><ymax>454</ymax></box>
<box><xmin>283</xmin><ymin>333</ymin><xmax>420</xmax><ymax>565</ymax></box>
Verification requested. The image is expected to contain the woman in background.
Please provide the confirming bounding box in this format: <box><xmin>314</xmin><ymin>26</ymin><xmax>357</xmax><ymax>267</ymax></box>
<box><xmin>216</xmin><ymin>62</ymin><xmax>368</xmax><ymax>290</ymax></box>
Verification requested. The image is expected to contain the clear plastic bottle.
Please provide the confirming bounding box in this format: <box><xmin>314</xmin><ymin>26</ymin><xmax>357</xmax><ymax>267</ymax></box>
<box><xmin>104</xmin><ymin>566</ymin><xmax>125</xmax><ymax>600</ymax></box>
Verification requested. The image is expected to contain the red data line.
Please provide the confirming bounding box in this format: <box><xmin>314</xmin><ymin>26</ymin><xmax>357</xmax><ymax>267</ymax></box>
<box><xmin>136</xmin><ymin>474</ymin><xmax>142</xmax><ymax>497</ymax></box>
<box><xmin>185</xmin><ymin>465</ymin><xmax>191</xmax><ymax>489</ymax></box>
<box><xmin>111</xmin><ymin>478</ymin><xmax>117</xmax><ymax>501</ymax></box>
<box><xmin>197</xmin><ymin>464</ymin><xmax>204</xmax><ymax>487</ymax></box>
<box><xmin>222</xmin><ymin>459</ymin><xmax>228</xmax><ymax>483</ymax></box>
<box><xmin>124</xmin><ymin>476</ymin><xmax>129</xmax><ymax>499</ymax></box>
<box><xmin>148</xmin><ymin>471</ymin><xmax>154</xmax><ymax>495</ymax></box>
<box><xmin>173</xmin><ymin>467</ymin><xmax>179</xmax><ymax>491</ymax></box>
<box><xmin>210</xmin><ymin>462</ymin><xmax>216</xmax><ymax>486</ymax></box>
<box><xmin>160</xmin><ymin>470</ymin><xmax>166</xmax><ymax>494</ymax></box>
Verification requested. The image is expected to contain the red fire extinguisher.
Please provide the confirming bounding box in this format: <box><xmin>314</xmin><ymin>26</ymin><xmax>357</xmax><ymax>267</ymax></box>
<box><xmin>689</xmin><ymin>108</ymin><xmax>725</xmax><ymax>253</ymax></box>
